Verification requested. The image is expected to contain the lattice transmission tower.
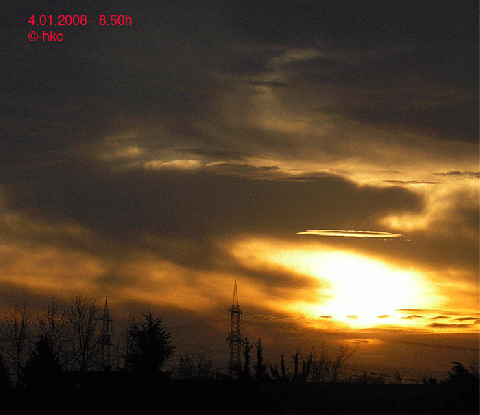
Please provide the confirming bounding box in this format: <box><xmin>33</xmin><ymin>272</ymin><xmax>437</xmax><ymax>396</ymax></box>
<box><xmin>226</xmin><ymin>280</ymin><xmax>242</xmax><ymax>377</ymax></box>
<box><xmin>99</xmin><ymin>297</ymin><xmax>113</xmax><ymax>371</ymax></box>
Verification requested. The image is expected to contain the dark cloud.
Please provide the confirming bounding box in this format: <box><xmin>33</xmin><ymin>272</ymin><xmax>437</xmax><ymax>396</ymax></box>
<box><xmin>224</xmin><ymin>259</ymin><xmax>322</xmax><ymax>303</ymax></box>
<box><xmin>249</xmin><ymin>80</ymin><xmax>290</xmax><ymax>88</ymax></box>
<box><xmin>288</xmin><ymin>47</ymin><xmax>477</xmax><ymax>141</ymax></box>
<box><xmin>339</xmin><ymin>102</ymin><xmax>478</xmax><ymax>142</ymax></box>
<box><xmin>2</xmin><ymin>1</ymin><xmax>477</xmax><ymax>177</ymax></box>
<box><xmin>177</xmin><ymin>148</ymin><xmax>247</xmax><ymax>162</ymax></box>
<box><xmin>220</xmin><ymin>58</ymin><xmax>270</xmax><ymax>76</ymax></box>
<box><xmin>433</xmin><ymin>171</ymin><xmax>480</xmax><ymax>179</ymax></box>
<box><xmin>4</xmin><ymin>162</ymin><xmax>422</xmax><ymax>243</ymax></box>
<box><xmin>205</xmin><ymin>163</ymin><xmax>280</xmax><ymax>177</ymax></box>
<box><xmin>394</xmin><ymin>339</ymin><xmax>479</xmax><ymax>353</ymax></box>
<box><xmin>215</xmin><ymin>0</ymin><xmax>477</xmax><ymax>51</ymax></box>
<box><xmin>453</xmin><ymin>317</ymin><xmax>480</xmax><ymax>323</ymax></box>
<box><xmin>95</xmin><ymin>272</ymin><xmax>137</xmax><ymax>290</ymax></box>
<box><xmin>216</xmin><ymin>1</ymin><xmax>478</xmax><ymax>142</ymax></box>
<box><xmin>428</xmin><ymin>323</ymin><xmax>474</xmax><ymax>330</ymax></box>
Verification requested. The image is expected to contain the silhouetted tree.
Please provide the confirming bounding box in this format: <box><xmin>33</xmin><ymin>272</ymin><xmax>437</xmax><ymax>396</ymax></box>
<box><xmin>280</xmin><ymin>353</ymin><xmax>287</xmax><ymax>379</ymax></box>
<box><xmin>271</xmin><ymin>349</ymin><xmax>313</xmax><ymax>382</ymax></box>
<box><xmin>310</xmin><ymin>347</ymin><xmax>329</xmax><ymax>382</ymax></box>
<box><xmin>292</xmin><ymin>349</ymin><xmax>300</xmax><ymax>379</ymax></box>
<box><xmin>177</xmin><ymin>354</ymin><xmax>194</xmax><ymax>379</ymax></box>
<box><xmin>125</xmin><ymin>312</ymin><xmax>174</xmax><ymax>373</ymax></box>
<box><xmin>357</xmin><ymin>371</ymin><xmax>386</xmax><ymax>384</ymax></box>
<box><xmin>0</xmin><ymin>353</ymin><xmax>10</xmax><ymax>390</ymax></box>
<box><xmin>37</xmin><ymin>298</ymin><xmax>69</xmax><ymax>369</ymax></box>
<box><xmin>269</xmin><ymin>362</ymin><xmax>280</xmax><ymax>379</ymax></box>
<box><xmin>0</xmin><ymin>304</ymin><xmax>33</xmax><ymax>384</ymax></box>
<box><xmin>270</xmin><ymin>353</ymin><xmax>289</xmax><ymax>381</ymax></box>
<box><xmin>445</xmin><ymin>360</ymin><xmax>480</xmax><ymax>414</ymax></box>
<box><xmin>63</xmin><ymin>294</ymin><xmax>101</xmax><ymax>371</ymax></box>
<box><xmin>447</xmin><ymin>361</ymin><xmax>479</xmax><ymax>387</ymax></box>
<box><xmin>176</xmin><ymin>353</ymin><xmax>217</xmax><ymax>379</ymax></box>
<box><xmin>242</xmin><ymin>338</ymin><xmax>253</xmax><ymax>380</ymax></box>
<box><xmin>20</xmin><ymin>337</ymin><xmax>62</xmax><ymax>389</ymax></box>
<box><xmin>272</xmin><ymin>345</ymin><xmax>355</xmax><ymax>383</ymax></box>
<box><xmin>254</xmin><ymin>339</ymin><xmax>268</xmax><ymax>380</ymax></box>
<box><xmin>330</xmin><ymin>346</ymin><xmax>355</xmax><ymax>382</ymax></box>
<box><xmin>300</xmin><ymin>351</ymin><xmax>313</xmax><ymax>382</ymax></box>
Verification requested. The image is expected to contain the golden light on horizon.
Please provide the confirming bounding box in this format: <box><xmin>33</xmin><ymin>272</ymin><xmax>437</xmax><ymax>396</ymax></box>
<box><xmin>278</xmin><ymin>250</ymin><xmax>441</xmax><ymax>328</ymax></box>
<box><xmin>231</xmin><ymin>238</ymin><xmax>445</xmax><ymax>329</ymax></box>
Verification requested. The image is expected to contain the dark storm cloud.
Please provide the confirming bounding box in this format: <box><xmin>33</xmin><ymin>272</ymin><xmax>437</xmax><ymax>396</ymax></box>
<box><xmin>235</xmin><ymin>0</ymin><xmax>478</xmax><ymax>142</ymax></box>
<box><xmin>2</xmin><ymin>1</ymin><xmax>477</xmax><ymax>177</ymax></box>
<box><xmin>4</xmin><ymin>162</ymin><xmax>422</xmax><ymax>245</ymax></box>
<box><xmin>283</xmin><ymin>45</ymin><xmax>477</xmax><ymax>141</ymax></box>
<box><xmin>2</xmin><ymin>2</ymin><xmax>225</xmax><ymax>173</ymax></box>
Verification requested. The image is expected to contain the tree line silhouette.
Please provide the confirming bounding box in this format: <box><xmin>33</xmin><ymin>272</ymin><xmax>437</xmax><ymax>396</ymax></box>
<box><xmin>0</xmin><ymin>294</ymin><xmax>478</xmax><ymax>413</ymax></box>
<box><xmin>0</xmin><ymin>295</ymin><xmax>175</xmax><ymax>388</ymax></box>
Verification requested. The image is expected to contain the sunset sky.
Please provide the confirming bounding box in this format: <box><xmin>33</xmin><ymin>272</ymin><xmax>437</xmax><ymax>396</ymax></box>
<box><xmin>1</xmin><ymin>1</ymin><xmax>478</xmax><ymax>379</ymax></box>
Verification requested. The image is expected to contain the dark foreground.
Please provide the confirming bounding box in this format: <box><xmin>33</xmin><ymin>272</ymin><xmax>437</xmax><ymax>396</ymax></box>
<box><xmin>3</xmin><ymin>373</ymin><xmax>479</xmax><ymax>414</ymax></box>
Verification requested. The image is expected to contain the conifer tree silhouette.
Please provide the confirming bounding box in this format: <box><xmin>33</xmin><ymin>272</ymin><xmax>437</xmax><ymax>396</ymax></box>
<box><xmin>254</xmin><ymin>339</ymin><xmax>268</xmax><ymax>380</ymax></box>
<box><xmin>21</xmin><ymin>337</ymin><xmax>61</xmax><ymax>389</ymax></box>
<box><xmin>125</xmin><ymin>312</ymin><xmax>174</xmax><ymax>373</ymax></box>
<box><xmin>242</xmin><ymin>338</ymin><xmax>253</xmax><ymax>380</ymax></box>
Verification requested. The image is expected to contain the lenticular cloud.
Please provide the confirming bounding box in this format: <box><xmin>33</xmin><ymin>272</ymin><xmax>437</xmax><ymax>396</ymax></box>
<box><xmin>297</xmin><ymin>230</ymin><xmax>403</xmax><ymax>238</ymax></box>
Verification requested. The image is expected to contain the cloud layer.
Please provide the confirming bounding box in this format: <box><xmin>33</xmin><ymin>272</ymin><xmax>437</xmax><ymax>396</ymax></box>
<box><xmin>0</xmin><ymin>0</ymin><xmax>478</xmax><ymax>376</ymax></box>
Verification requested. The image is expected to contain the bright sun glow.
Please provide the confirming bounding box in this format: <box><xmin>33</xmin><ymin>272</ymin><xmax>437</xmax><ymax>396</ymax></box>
<box><xmin>228</xmin><ymin>238</ymin><xmax>445</xmax><ymax>329</ymax></box>
<box><xmin>266</xmin><ymin>249</ymin><xmax>441</xmax><ymax>328</ymax></box>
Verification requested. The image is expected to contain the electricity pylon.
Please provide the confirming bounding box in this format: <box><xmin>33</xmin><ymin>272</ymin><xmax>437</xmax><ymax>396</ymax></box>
<box><xmin>227</xmin><ymin>280</ymin><xmax>242</xmax><ymax>377</ymax></box>
<box><xmin>99</xmin><ymin>297</ymin><xmax>113</xmax><ymax>371</ymax></box>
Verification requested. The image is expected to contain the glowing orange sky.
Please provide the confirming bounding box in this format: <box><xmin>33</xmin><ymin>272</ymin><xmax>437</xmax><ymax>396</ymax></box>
<box><xmin>1</xmin><ymin>1</ymin><xmax>478</xmax><ymax>378</ymax></box>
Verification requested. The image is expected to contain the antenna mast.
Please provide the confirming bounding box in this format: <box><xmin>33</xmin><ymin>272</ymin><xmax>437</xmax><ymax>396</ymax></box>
<box><xmin>100</xmin><ymin>297</ymin><xmax>113</xmax><ymax>371</ymax></box>
<box><xmin>227</xmin><ymin>280</ymin><xmax>242</xmax><ymax>377</ymax></box>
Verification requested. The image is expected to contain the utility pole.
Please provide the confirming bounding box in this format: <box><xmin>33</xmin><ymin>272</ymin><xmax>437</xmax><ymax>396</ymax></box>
<box><xmin>227</xmin><ymin>280</ymin><xmax>242</xmax><ymax>378</ymax></box>
<box><xmin>99</xmin><ymin>297</ymin><xmax>113</xmax><ymax>371</ymax></box>
<box><xmin>395</xmin><ymin>371</ymin><xmax>402</xmax><ymax>384</ymax></box>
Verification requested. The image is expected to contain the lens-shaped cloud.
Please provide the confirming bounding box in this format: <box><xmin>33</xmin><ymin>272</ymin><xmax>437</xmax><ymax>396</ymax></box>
<box><xmin>297</xmin><ymin>230</ymin><xmax>403</xmax><ymax>238</ymax></box>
